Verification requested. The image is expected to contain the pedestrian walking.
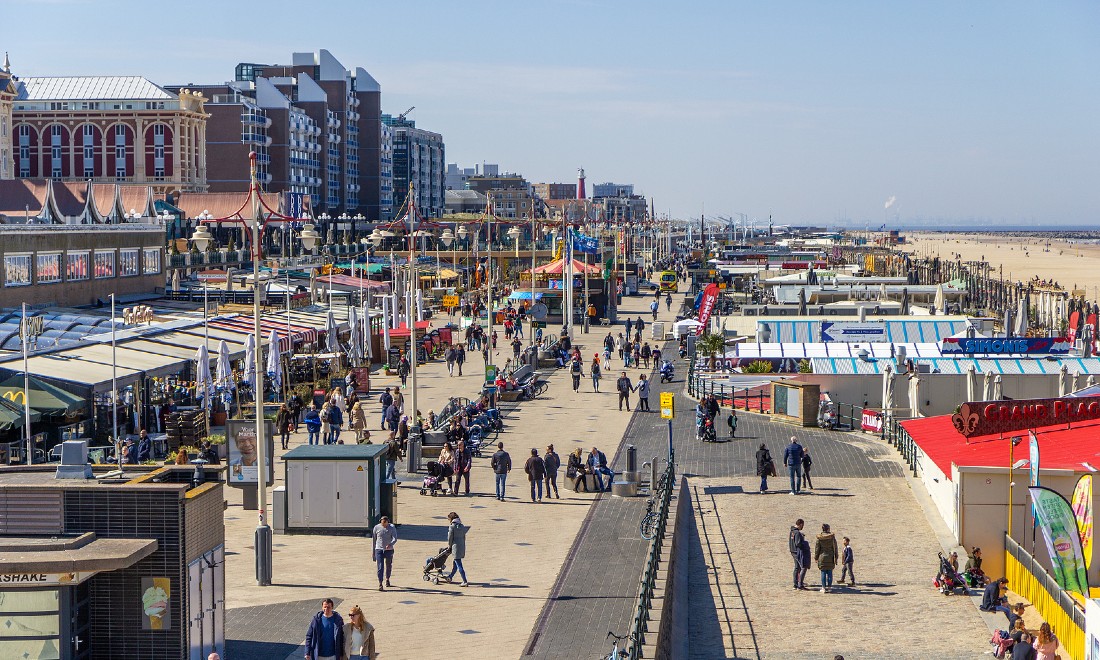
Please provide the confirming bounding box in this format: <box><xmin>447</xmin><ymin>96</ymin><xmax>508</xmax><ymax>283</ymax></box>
<box><xmin>491</xmin><ymin>442</ymin><xmax>511</xmax><ymax>501</ymax></box>
<box><xmin>350</xmin><ymin>401</ymin><xmax>368</xmax><ymax>443</ymax></box>
<box><xmin>727</xmin><ymin>410</ymin><xmax>738</xmax><ymax>438</ymax></box>
<box><xmin>304</xmin><ymin>598</ymin><xmax>345</xmax><ymax>660</ymax></box>
<box><xmin>397</xmin><ymin>354</ymin><xmax>410</xmax><ymax>388</ymax></box>
<box><xmin>544</xmin><ymin>444</ymin><xmax>561</xmax><ymax>499</ymax></box>
<box><xmin>839</xmin><ymin>537</ymin><xmax>855</xmax><ymax>585</ymax></box>
<box><xmin>636</xmin><ymin>373</ymin><xmax>651</xmax><ymax>411</ymax></box>
<box><xmin>444</xmin><ymin>511</ymin><xmax>469</xmax><ymax>586</ymax></box>
<box><xmin>570</xmin><ymin>357</ymin><xmax>584</xmax><ymax>392</ymax></box>
<box><xmin>372</xmin><ymin>516</ymin><xmax>397</xmax><ymax>591</ymax></box>
<box><xmin>304</xmin><ymin>404</ymin><xmax>322</xmax><ymax>445</ymax></box>
<box><xmin>783</xmin><ymin>436</ymin><xmax>805</xmax><ymax>494</ymax></box>
<box><xmin>385</xmin><ymin>436</ymin><xmax>401</xmax><ymax>480</ymax></box>
<box><xmin>328</xmin><ymin>402</ymin><xmax>344</xmax><ymax>444</ymax></box>
<box><xmin>514</xmin><ymin>317</ymin><xmax>524</xmax><ymax>339</ymax></box>
<box><xmin>665</xmin><ymin>293</ymin><xmax>673</xmax><ymax>311</ymax></box>
<box><xmin>276</xmin><ymin>403</ymin><xmax>292</xmax><ymax>450</ymax></box>
<box><xmin>635</xmin><ymin>317</ymin><xmax>644</xmax><ymax>335</ymax></box>
<box><xmin>456</xmin><ymin>344</ymin><xmax>465</xmax><ymax>376</ymax></box>
<box><xmin>511</xmin><ymin>336</ymin><xmax>523</xmax><ymax>361</ymax></box>
<box><xmin>445</xmin><ymin>345</ymin><xmax>457</xmax><ymax>376</ymax></box>
<box><xmin>591</xmin><ymin>355</ymin><xmax>602</xmax><ymax>392</ymax></box>
<box><xmin>603</xmin><ymin>345</ymin><xmax>613</xmax><ymax>368</ymax></box>
<box><xmin>650</xmin><ymin>299</ymin><xmax>659</xmax><ymax>320</ymax></box>
<box><xmin>341</xmin><ymin>604</ymin><xmax>377</xmax><ymax>660</ymax></box>
<box><xmin>625</xmin><ymin>318</ymin><xmax>634</xmax><ymax>336</ymax></box>
<box><xmin>755</xmin><ymin>443</ymin><xmax>774</xmax><ymax>492</ymax></box>
<box><xmin>525</xmin><ymin>448</ymin><xmax>546</xmax><ymax>502</ymax></box>
<box><xmin>789</xmin><ymin>519</ymin><xmax>808</xmax><ymax>590</ymax></box>
<box><xmin>616</xmin><ymin>333</ymin><xmax>625</xmax><ymax>360</ymax></box>
<box><xmin>815</xmin><ymin>523</ymin><xmax>839</xmax><ymax>592</ymax></box>
<box><xmin>320</xmin><ymin>401</ymin><xmax>333</xmax><ymax>445</ymax></box>
<box><xmin>641</xmin><ymin>343</ymin><xmax>652</xmax><ymax>368</ymax></box>
<box><xmin>453</xmin><ymin>439</ymin><xmax>472</xmax><ymax>496</ymax></box>
<box><xmin>288</xmin><ymin>394</ymin><xmax>303</xmax><ymax>432</ymax></box>
<box><xmin>378</xmin><ymin>388</ymin><xmax>393</xmax><ymax>430</ymax></box>
<box><xmin>616</xmin><ymin>372</ymin><xmax>634</xmax><ymax>411</ymax></box>
<box><xmin>802</xmin><ymin>450</ymin><xmax>814</xmax><ymax>490</ymax></box>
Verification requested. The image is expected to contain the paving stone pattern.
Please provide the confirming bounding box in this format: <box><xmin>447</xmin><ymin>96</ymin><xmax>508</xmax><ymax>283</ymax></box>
<box><xmin>226</xmin><ymin>597</ymin><xmax>341</xmax><ymax>660</ymax></box>
<box><xmin>525</xmin><ymin>345</ymin><xmax>900</xmax><ymax>658</ymax></box>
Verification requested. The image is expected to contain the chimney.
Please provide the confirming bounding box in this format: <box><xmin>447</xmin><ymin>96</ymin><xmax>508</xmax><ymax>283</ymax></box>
<box><xmin>577</xmin><ymin>168</ymin><xmax>586</xmax><ymax>200</ymax></box>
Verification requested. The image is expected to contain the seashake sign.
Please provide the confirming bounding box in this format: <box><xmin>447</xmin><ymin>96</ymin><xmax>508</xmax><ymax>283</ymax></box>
<box><xmin>940</xmin><ymin>337</ymin><xmax>1070</xmax><ymax>355</ymax></box>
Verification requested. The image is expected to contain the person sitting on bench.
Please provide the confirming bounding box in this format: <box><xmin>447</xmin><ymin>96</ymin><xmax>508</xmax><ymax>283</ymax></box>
<box><xmin>587</xmin><ymin>447</ymin><xmax>613</xmax><ymax>491</ymax></box>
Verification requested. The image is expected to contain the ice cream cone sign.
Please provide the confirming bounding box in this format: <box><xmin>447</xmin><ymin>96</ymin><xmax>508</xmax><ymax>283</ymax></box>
<box><xmin>141</xmin><ymin>578</ymin><xmax>171</xmax><ymax>630</ymax></box>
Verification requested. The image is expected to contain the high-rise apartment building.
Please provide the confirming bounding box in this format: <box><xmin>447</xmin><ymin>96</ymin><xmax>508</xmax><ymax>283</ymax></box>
<box><xmin>532</xmin><ymin>182</ymin><xmax>576</xmax><ymax>201</ymax></box>
<box><xmin>384</xmin><ymin>115</ymin><xmax>444</xmax><ymax>218</ymax></box>
<box><xmin>593</xmin><ymin>182</ymin><xmax>634</xmax><ymax>198</ymax></box>
<box><xmin>177</xmin><ymin>49</ymin><xmax>392</xmax><ymax>224</ymax></box>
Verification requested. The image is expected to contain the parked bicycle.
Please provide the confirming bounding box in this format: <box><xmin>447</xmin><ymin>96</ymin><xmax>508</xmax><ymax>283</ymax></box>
<box><xmin>602</xmin><ymin>631</ymin><xmax>633</xmax><ymax>659</ymax></box>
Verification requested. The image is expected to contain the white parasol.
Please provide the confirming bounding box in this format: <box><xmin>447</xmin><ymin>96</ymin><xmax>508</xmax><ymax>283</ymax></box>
<box><xmin>326</xmin><ymin>310</ymin><xmax>338</xmax><ymax>353</ymax></box>
<box><xmin>266</xmin><ymin>329</ymin><xmax>283</xmax><ymax>393</ymax></box>
<box><xmin>242</xmin><ymin>333</ymin><xmax>256</xmax><ymax>387</ymax></box>
<box><xmin>348</xmin><ymin>306</ymin><xmax>362</xmax><ymax>366</ymax></box>
<box><xmin>195</xmin><ymin>344</ymin><xmax>213</xmax><ymax>408</ymax></box>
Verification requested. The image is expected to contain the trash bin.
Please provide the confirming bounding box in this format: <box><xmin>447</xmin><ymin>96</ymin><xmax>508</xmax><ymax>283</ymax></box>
<box><xmin>407</xmin><ymin>432</ymin><xmax>422</xmax><ymax>473</ymax></box>
<box><xmin>623</xmin><ymin>445</ymin><xmax>639</xmax><ymax>484</ymax></box>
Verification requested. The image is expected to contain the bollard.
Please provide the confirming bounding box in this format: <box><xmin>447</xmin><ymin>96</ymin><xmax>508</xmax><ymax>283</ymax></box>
<box><xmin>650</xmin><ymin>456</ymin><xmax>659</xmax><ymax>492</ymax></box>
<box><xmin>407</xmin><ymin>432</ymin><xmax>421</xmax><ymax>473</ymax></box>
<box><xmin>626</xmin><ymin>444</ymin><xmax>637</xmax><ymax>473</ymax></box>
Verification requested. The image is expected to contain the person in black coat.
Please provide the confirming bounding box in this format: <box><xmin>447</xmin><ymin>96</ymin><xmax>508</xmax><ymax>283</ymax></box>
<box><xmin>755</xmin><ymin>443</ymin><xmax>773</xmax><ymax>492</ymax></box>
<box><xmin>801</xmin><ymin>450</ymin><xmax>814</xmax><ymax>490</ymax></box>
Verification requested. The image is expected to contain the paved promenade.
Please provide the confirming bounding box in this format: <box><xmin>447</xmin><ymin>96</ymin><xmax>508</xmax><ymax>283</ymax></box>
<box><xmin>223</xmin><ymin>290</ymin><xmax>670</xmax><ymax>659</ymax></box>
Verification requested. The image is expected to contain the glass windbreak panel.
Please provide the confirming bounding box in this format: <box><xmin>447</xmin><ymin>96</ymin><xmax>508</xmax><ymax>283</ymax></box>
<box><xmin>0</xmin><ymin>639</ymin><xmax>60</xmax><ymax>659</ymax></box>
<box><xmin>0</xmin><ymin>612</ymin><xmax>60</xmax><ymax>636</ymax></box>
<box><xmin>0</xmin><ymin>589</ymin><xmax>59</xmax><ymax>613</ymax></box>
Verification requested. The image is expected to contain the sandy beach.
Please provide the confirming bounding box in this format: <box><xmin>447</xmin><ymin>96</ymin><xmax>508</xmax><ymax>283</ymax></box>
<box><xmin>899</xmin><ymin>232</ymin><xmax>1100</xmax><ymax>300</ymax></box>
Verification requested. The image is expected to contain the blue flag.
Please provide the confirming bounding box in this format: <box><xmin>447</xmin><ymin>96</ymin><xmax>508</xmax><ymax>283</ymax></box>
<box><xmin>570</xmin><ymin>229</ymin><xmax>599</xmax><ymax>255</ymax></box>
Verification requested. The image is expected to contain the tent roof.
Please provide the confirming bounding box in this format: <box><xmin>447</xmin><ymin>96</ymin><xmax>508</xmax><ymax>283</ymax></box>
<box><xmin>527</xmin><ymin>258</ymin><xmax>602</xmax><ymax>275</ymax></box>
<box><xmin>0</xmin><ymin>396</ymin><xmax>42</xmax><ymax>431</ymax></box>
<box><xmin>0</xmin><ymin>374</ymin><xmax>85</xmax><ymax>415</ymax></box>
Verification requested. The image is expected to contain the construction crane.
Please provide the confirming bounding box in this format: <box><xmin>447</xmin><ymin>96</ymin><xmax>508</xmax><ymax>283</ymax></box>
<box><xmin>397</xmin><ymin>106</ymin><xmax>415</xmax><ymax>121</ymax></box>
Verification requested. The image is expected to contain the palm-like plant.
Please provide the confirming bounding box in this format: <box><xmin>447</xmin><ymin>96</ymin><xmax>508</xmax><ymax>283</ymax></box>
<box><xmin>698</xmin><ymin>332</ymin><xmax>726</xmax><ymax>371</ymax></box>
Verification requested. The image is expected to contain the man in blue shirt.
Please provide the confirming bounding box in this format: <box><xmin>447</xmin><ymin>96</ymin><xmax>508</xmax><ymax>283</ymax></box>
<box><xmin>783</xmin><ymin>436</ymin><xmax>805</xmax><ymax>495</ymax></box>
<box><xmin>304</xmin><ymin>598</ymin><xmax>344</xmax><ymax>660</ymax></box>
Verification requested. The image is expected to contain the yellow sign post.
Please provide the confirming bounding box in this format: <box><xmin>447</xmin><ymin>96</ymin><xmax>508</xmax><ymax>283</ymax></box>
<box><xmin>442</xmin><ymin>295</ymin><xmax>460</xmax><ymax>308</ymax></box>
<box><xmin>660</xmin><ymin>392</ymin><xmax>675</xmax><ymax>419</ymax></box>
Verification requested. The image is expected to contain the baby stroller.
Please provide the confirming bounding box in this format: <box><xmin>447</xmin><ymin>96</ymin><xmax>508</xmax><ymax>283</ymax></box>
<box><xmin>699</xmin><ymin>417</ymin><xmax>717</xmax><ymax>443</ymax></box>
<box><xmin>420</xmin><ymin>461</ymin><xmax>454</xmax><ymax>496</ymax></box>
<box><xmin>933</xmin><ymin>552</ymin><xmax>968</xmax><ymax>595</ymax></box>
<box><xmin>963</xmin><ymin>566</ymin><xmax>988</xmax><ymax>588</ymax></box>
<box><xmin>422</xmin><ymin>546</ymin><xmax>452</xmax><ymax>584</ymax></box>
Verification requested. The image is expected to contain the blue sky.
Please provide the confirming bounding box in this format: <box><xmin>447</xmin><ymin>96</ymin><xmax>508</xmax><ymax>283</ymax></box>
<box><xmin>3</xmin><ymin>0</ymin><xmax>1098</xmax><ymax>226</ymax></box>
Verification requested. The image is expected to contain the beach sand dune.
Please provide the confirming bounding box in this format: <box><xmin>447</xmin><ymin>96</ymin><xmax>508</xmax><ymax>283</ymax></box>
<box><xmin>900</xmin><ymin>232</ymin><xmax>1100</xmax><ymax>300</ymax></box>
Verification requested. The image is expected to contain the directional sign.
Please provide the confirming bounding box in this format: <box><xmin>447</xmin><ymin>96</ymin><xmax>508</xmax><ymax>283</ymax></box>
<box><xmin>820</xmin><ymin>321</ymin><xmax>886</xmax><ymax>343</ymax></box>
<box><xmin>660</xmin><ymin>392</ymin><xmax>675</xmax><ymax>419</ymax></box>
<box><xmin>442</xmin><ymin>295</ymin><xmax>460</xmax><ymax>308</ymax></box>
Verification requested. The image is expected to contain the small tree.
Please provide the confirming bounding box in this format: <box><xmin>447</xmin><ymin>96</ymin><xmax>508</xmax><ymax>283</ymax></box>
<box><xmin>798</xmin><ymin>359</ymin><xmax>812</xmax><ymax>373</ymax></box>
<box><xmin>698</xmin><ymin>332</ymin><xmax>726</xmax><ymax>371</ymax></box>
<box><xmin>743</xmin><ymin>360</ymin><xmax>774</xmax><ymax>374</ymax></box>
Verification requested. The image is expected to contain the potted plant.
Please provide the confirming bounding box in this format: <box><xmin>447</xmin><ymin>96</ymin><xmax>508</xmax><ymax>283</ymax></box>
<box><xmin>206</xmin><ymin>434</ymin><xmax>228</xmax><ymax>460</ymax></box>
<box><xmin>697</xmin><ymin>332</ymin><xmax>726</xmax><ymax>371</ymax></box>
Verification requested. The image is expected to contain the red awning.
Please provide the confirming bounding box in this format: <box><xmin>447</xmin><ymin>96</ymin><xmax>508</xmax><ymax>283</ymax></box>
<box><xmin>900</xmin><ymin>414</ymin><xmax>1100</xmax><ymax>480</ymax></box>
<box><xmin>526</xmin><ymin>258</ymin><xmax>602</xmax><ymax>275</ymax></box>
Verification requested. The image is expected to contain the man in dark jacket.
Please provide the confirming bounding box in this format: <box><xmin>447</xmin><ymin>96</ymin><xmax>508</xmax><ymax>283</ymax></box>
<box><xmin>524</xmin><ymin>448</ymin><xmax>546</xmax><ymax>503</ymax></box>
<box><xmin>135</xmin><ymin>429</ymin><xmax>152</xmax><ymax>462</ymax></box>
<box><xmin>587</xmin><ymin>447</ymin><xmax>613</xmax><ymax>491</ymax></box>
<box><xmin>980</xmin><ymin>577</ymin><xmax>1011</xmax><ymax>618</ymax></box>
<box><xmin>491</xmin><ymin>442</ymin><xmax>511</xmax><ymax>501</ymax></box>
<box><xmin>783</xmin><ymin>436</ymin><xmax>805</xmax><ymax>494</ymax></box>
<box><xmin>378</xmin><ymin>388</ymin><xmax>393</xmax><ymax>430</ymax></box>
<box><xmin>453</xmin><ymin>440</ymin><xmax>473</xmax><ymax>496</ymax></box>
<box><xmin>543</xmin><ymin>444</ymin><xmax>561</xmax><ymax>499</ymax></box>
<box><xmin>616</xmin><ymin>372</ymin><xmax>634</xmax><ymax>411</ymax></box>
<box><xmin>304</xmin><ymin>598</ymin><xmax>344</xmax><ymax>660</ymax></box>
<box><xmin>789</xmin><ymin>519</ymin><xmax>808</xmax><ymax>589</ymax></box>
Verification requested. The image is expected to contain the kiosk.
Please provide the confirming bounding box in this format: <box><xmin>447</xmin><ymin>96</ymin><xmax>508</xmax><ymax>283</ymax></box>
<box><xmin>283</xmin><ymin>445</ymin><xmax>390</xmax><ymax>532</ymax></box>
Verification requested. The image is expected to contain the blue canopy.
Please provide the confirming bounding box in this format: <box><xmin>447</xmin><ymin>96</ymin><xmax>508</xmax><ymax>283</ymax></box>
<box><xmin>509</xmin><ymin>292</ymin><xmax>544</xmax><ymax>300</ymax></box>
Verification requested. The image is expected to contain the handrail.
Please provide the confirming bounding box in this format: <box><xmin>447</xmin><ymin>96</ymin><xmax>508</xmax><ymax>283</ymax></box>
<box><xmin>628</xmin><ymin>460</ymin><xmax>675</xmax><ymax>659</ymax></box>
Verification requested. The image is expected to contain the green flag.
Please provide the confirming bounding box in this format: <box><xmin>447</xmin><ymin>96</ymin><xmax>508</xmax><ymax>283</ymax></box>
<box><xmin>1030</xmin><ymin>486</ymin><xmax>1090</xmax><ymax>597</ymax></box>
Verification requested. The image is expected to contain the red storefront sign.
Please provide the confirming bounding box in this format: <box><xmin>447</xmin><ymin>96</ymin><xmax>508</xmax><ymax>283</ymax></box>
<box><xmin>861</xmin><ymin>410</ymin><xmax>884</xmax><ymax>432</ymax></box>
<box><xmin>951</xmin><ymin>397</ymin><xmax>1100</xmax><ymax>438</ymax></box>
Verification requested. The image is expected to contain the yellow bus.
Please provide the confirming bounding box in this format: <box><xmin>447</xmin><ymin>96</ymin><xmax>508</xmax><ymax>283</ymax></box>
<box><xmin>658</xmin><ymin>271</ymin><xmax>678</xmax><ymax>292</ymax></box>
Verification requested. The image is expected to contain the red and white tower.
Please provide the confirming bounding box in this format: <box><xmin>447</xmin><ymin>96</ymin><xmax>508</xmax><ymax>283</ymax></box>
<box><xmin>577</xmin><ymin>168</ymin><xmax>586</xmax><ymax>200</ymax></box>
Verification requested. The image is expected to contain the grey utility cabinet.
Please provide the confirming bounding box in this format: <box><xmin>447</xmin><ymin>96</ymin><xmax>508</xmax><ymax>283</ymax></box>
<box><xmin>283</xmin><ymin>445</ymin><xmax>388</xmax><ymax>532</ymax></box>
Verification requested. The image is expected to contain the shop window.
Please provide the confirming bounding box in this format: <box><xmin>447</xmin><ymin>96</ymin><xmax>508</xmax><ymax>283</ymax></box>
<box><xmin>67</xmin><ymin>252</ymin><xmax>89</xmax><ymax>281</ymax></box>
<box><xmin>94</xmin><ymin>251</ymin><xmax>115</xmax><ymax>278</ymax></box>
<box><xmin>4</xmin><ymin>254</ymin><xmax>32</xmax><ymax>286</ymax></box>
<box><xmin>143</xmin><ymin>248</ymin><xmax>161</xmax><ymax>274</ymax></box>
<box><xmin>36</xmin><ymin>253</ymin><xmax>62</xmax><ymax>284</ymax></box>
<box><xmin>119</xmin><ymin>248</ymin><xmax>139</xmax><ymax>276</ymax></box>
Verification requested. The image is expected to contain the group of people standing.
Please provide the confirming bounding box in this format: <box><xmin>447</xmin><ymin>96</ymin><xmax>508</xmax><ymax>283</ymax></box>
<box><xmin>789</xmin><ymin>519</ymin><xmax>854</xmax><ymax>593</ymax></box>
<box><xmin>601</xmin><ymin>329</ymin><xmax>660</xmax><ymax>370</ymax></box>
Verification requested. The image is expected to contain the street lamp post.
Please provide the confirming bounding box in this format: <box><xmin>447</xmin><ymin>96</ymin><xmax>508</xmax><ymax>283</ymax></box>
<box><xmin>192</xmin><ymin>152</ymin><xmax>319</xmax><ymax>586</ymax></box>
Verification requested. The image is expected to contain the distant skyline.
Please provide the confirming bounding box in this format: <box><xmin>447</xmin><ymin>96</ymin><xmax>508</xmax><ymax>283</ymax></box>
<box><xmin>2</xmin><ymin>0</ymin><xmax>1097</xmax><ymax>226</ymax></box>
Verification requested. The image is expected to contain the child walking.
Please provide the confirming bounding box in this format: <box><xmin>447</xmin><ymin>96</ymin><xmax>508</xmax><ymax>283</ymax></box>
<box><xmin>726</xmin><ymin>410</ymin><xmax>738</xmax><ymax>438</ymax></box>
<box><xmin>840</xmin><ymin>537</ymin><xmax>855</xmax><ymax>585</ymax></box>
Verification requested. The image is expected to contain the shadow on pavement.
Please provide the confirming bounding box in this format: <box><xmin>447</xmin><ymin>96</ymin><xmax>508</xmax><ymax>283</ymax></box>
<box><xmin>225</xmin><ymin>640</ymin><xmax>299</xmax><ymax>660</ymax></box>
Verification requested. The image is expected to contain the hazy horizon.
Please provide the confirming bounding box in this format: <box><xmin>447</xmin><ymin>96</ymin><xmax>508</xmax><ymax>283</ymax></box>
<box><xmin>2</xmin><ymin>1</ymin><xmax>1097</xmax><ymax>225</ymax></box>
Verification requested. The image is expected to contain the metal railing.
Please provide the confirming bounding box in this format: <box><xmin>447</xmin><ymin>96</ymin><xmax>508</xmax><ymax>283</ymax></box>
<box><xmin>688</xmin><ymin>371</ymin><xmax>770</xmax><ymax>413</ymax></box>
<box><xmin>628</xmin><ymin>460</ymin><xmax>676</xmax><ymax>659</ymax></box>
<box><xmin>1005</xmin><ymin>533</ymin><xmax>1086</xmax><ymax>653</ymax></box>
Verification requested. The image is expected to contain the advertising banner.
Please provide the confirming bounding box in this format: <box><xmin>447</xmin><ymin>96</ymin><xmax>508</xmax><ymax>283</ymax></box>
<box><xmin>951</xmin><ymin>396</ymin><xmax>1100</xmax><ymax>438</ymax></box>
<box><xmin>226</xmin><ymin>419</ymin><xmax>275</xmax><ymax>485</ymax></box>
<box><xmin>141</xmin><ymin>577</ymin><xmax>172</xmax><ymax>630</ymax></box>
<box><xmin>861</xmin><ymin>409</ymin><xmax>884</xmax><ymax>433</ymax></box>
<box><xmin>695</xmin><ymin>283</ymin><xmax>719</xmax><ymax>337</ymax></box>
<box><xmin>1029</xmin><ymin>430</ymin><xmax>1041</xmax><ymax>490</ymax></box>
<box><xmin>940</xmin><ymin>337</ymin><xmax>1071</xmax><ymax>355</ymax></box>
<box><xmin>1073</xmin><ymin>475</ymin><xmax>1094</xmax><ymax>571</ymax></box>
<box><xmin>1068</xmin><ymin>311</ymin><xmax>1080</xmax><ymax>344</ymax></box>
<box><xmin>820</xmin><ymin>322</ymin><xmax>887</xmax><ymax>343</ymax></box>
<box><xmin>1029</xmin><ymin>486</ymin><xmax>1090</xmax><ymax>597</ymax></box>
